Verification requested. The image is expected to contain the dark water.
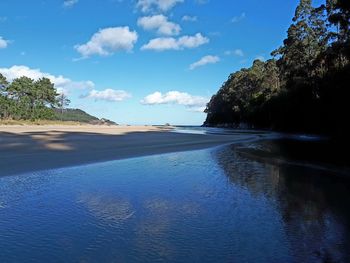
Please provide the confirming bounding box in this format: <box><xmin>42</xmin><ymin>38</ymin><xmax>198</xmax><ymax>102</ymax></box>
<box><xmin>0</xmin><ymin>139</ymin><xmax>350</xmax><ymax>263</ymax></box>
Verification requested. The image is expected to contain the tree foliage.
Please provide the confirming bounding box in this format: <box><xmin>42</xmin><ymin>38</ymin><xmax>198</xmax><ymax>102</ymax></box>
<box><xmin>0</xmin><ymin>74</ymin><xmax>65</xmax><ymax>120</ymax></box>
<box><xmin>204</xmin><ymin>0</ymin><xmax>350</xmax><ymax>138</ymax></box>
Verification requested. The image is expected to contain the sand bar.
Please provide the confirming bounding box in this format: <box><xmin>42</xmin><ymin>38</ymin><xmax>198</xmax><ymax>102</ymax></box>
<box><xmin>0</xmin><ymin>125</ymin><xmax>261</xmax><ymax>176</ymax></box>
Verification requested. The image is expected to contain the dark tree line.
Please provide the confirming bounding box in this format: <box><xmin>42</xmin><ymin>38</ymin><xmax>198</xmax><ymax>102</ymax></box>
<box><xmin>0</xmin><ymin>74</ymin><xmax>70</xmax><ymax>120</ymax></box>
<box><xmin>204</xmin><ymin>0</ymin><xmax>350</xmax><ymax>138</ymax></box>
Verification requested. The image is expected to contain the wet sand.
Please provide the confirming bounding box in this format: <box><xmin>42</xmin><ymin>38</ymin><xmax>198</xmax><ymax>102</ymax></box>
<box><xmin>0</xmin><ymin>125</ymin><xmax>261</xmax><ymax>176</ymax></box>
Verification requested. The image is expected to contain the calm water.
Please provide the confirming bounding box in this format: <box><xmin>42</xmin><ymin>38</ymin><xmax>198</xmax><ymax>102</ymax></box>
<box><xmin>173</xmin><ymin>126</ymin><xmax>273</xmax><ymax>135</ymax></box>
<box><xmin>0</xmin><ymin>139</ymin><xmax>350</xmax><ymax>263</ymax></box>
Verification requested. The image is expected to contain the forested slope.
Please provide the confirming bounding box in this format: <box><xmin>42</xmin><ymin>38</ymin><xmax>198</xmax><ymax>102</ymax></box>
<box><xmin>0</xmin><ymin>75</ymin><xmax>116</xmax><ymax>125</ymax></box>
<box><xmin>204</xmin><ymin>0</ymin><xmax>350</xmax><ymax>138</ymax></box>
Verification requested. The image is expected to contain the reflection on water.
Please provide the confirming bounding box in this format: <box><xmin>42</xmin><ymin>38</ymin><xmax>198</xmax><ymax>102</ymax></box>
<box><xmin>77</xmin><ymin>193</ymin><xmax>135</xmax><ymax>225</ymax></box>
<box><xmin>0</xmin><ymin>139</ymin><xmax>349</xmax><ymax>262</ymax></box>
<box><xmin>216</xmin><ymin>141</ymin><xmax>350</xmax><ymax>263</ymax></box>
<box><xmin>173</xmin><ymin>126</ymin><xmax>272</xmax><ymax>135</ymax></box>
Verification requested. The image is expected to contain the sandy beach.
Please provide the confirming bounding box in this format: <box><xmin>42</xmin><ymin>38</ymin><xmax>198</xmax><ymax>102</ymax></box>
<box><xmin>0</xmin><ymin>125</ymin><xmax>260</xmax><ymax>176</ymax></box>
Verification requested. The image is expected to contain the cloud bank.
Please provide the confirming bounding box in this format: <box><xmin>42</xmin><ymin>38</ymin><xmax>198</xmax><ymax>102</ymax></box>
<box><xmin>84</xmin><ymin>89</ymin><xmax>131</xmax><ymax>102</ymax></box>
<box><xmin>141</xmin><ymin>91</ymin><xmax>208</xmax><ymax>112</ymax></box>
<box><xmin>75</xmin><ymin>27</ymin><xmax>138</xmax><ymax>58</ymax></box>
<box><xmin>141</xmin><ymin>33</ymin><xmax>209</xmax><ymax>51</ymax></box>
<box><xmin>138</xmin><ymin>15</ymin><xmax>181</xmax><ymax>36</ymax></box>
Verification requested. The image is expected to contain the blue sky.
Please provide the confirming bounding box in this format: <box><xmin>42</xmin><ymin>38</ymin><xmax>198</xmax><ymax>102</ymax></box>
<box><xmin>0</xmin><ymin>0</ymin><xmax>323</xmax><ymax>125</ymax></box>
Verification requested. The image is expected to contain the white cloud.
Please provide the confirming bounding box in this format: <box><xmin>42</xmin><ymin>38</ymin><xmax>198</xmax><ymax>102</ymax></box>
<box><xmin>57</xmin><ymin>87</ymin><xmax>70</xmax><ymax>96</ymax></box>
<box><xmin>189</xmin><ymin>55</ymin><xmax>220</xmax><ymax>70</ymax></box>
<box><xmin>141</xmin><ymin>91</ymin><xmax>208</xmax><ymax>110</ymax></box>
<box><xmin>63</xmin><ymin>0</ymin><xmax>79</xmax><ymax>8</ymax></box>
<box><xmin>231</xmin><ymin>12</ymin><xmax>246</xmax><ymax>23</ymax></box>
<box><xmin>0</xmin><ymin>65</ymin><xmax>95</xmax><ymax>91</ymax></box>
<box><xmin>225</xmin><ymin>49</ymin><xmax>244</xmax><ymax>57</ymax></box>
<box><xmin>255</xmin><ymin>55</ymin><xmax>265</xmax><ymax>61</ymax></box>
<box><xmin>141</xmin><ymin>33</ymin><xmax>209</xmax><ymax>51</ymax></box>
<box><xmin>188</xmin><ymin>106</ymin><xmax>206</xmax><ymax>112</ymax></box>
<box><xmin>235</xmin><ymin>49</ymin><xmax>244</xmax><ymax>57</ymax></box>
<box><xmin>75</xmin><ymin>27</ymin><xmax>138</xmax><ymax>58</ymax></box>
<box><xmin>0</xmin><ymin>37</ymin><xmax>9</xmax><ymax>49</ymax></box>
<box><xmin>137</xmin><ymin>15</ymin><xmax>181</xmax><ymax>36</ymax></box>
<box><xmin>84</xmin><ymin>89</ymin><xmax>131</xmax><ymax>102</ymax></box>
<box><xmin>182</xmin><ymin>15</ymin><xmax>197</xmax><ymax>22</ymax></box>
<box><xmin>136</xmin><ymin>0</ymin><xmax>184</xmax><ymax>13</ymax></box>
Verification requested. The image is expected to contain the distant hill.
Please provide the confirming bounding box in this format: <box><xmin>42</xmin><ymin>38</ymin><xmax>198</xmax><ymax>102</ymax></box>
<box><xmin>54</xmin><ymin>109</ymin><xmax>117</xmax><ymax>125</ymax></box>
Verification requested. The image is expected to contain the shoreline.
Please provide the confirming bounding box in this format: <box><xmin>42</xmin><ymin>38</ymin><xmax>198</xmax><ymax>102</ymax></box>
<box><xmin>0</xmin><ymin>125</ymin><xmax>263</xmax><ymax>176</ymax></box>
<box><xmin>0</xmin><ymin>124</ymin><xmax>173</xmax><ymax>134</ymax></box>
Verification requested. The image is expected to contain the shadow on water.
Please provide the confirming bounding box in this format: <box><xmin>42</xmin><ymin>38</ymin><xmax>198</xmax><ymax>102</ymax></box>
<box><xmin>214</xmin><ymin>139</ymin><xmax>350</xmax><ymax>263</ymax></box>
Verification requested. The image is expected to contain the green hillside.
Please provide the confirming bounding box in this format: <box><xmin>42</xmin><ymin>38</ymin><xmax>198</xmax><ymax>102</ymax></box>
<box><xmin>54</xmin><ymin>109</ymin><xmax>117</xmax><ymax>125</ymax></box>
